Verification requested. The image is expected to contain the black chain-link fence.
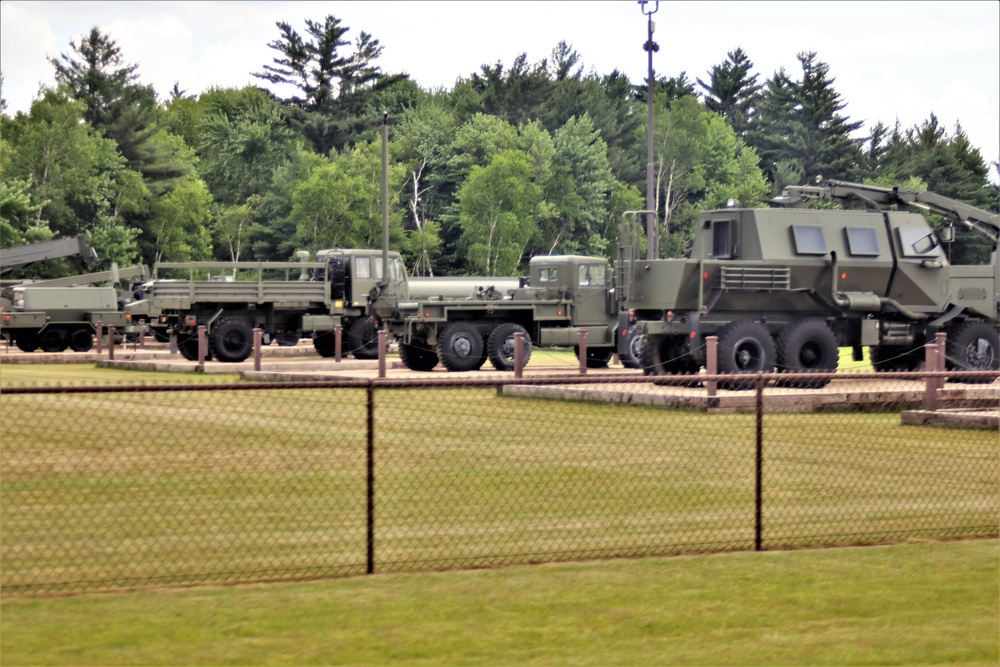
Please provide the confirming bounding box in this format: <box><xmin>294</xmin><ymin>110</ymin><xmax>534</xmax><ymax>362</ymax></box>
<box><xmin>2</xmin><ymin>374</ymin><xmax>997</xmax><ymax>595</ymax></box>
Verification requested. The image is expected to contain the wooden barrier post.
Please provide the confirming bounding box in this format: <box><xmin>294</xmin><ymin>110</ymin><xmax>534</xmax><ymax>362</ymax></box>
<box><xmin>706</xmin><ymin>335</ymin><xmax>718</xmax><ymax>398</ymax></box>
<box><xmin>197</xmin><ymin>325</ymin><xmax>207</xmax><ymax>373</ymax></box>
<box><xmin>335</xmin><ymin>325</ymin><xmax>343</xmax><ymax>363</ymax></box>
<box><xmin>95</xmin><ymin>321</ymin><xmax>103</xmax><ymax>354</ymax></box>
<box><xmin>253</xmin><ymin>327</ymin><xmax>262</xmax><ymax>372</ymax></box>
<box><xmin>107</xmin><ymin>326</ymin><xmax>115</xmax><ymax>361</ymax></box>
<box><xmin>578</xmin><ymin>329</ymin><xmax>588</xmax><ymax>375</ymax></box>
<box><xmin>378</xmin><ymin>329</ymin><xmax>387</xmax><ymax>378</ymax></box>
<box><xmin>514</xmin><ymin>331</ymin><xmax>524</xmax><ymax>379</ymax></box>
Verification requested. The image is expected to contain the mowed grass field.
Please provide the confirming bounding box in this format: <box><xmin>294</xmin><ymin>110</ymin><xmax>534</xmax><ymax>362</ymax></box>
<box><xmin>1</xmin><ymin>362</ymin><xmax>997</xmax><ymax>664</ymax></box>
<box><xmin>0</xmin><ymin>541</ymin><xmax>996</xmax><ymax>665</ymax></box>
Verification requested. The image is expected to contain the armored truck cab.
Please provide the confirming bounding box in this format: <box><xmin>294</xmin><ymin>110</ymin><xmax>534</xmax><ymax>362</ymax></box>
<box><xmin>629</xmin><ymin>181</ymin><xmax>999</xmax><ymax>386</ymax></box>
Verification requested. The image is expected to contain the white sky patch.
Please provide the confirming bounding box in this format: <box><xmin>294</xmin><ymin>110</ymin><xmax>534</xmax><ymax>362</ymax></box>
<box><xmin>2</xmin><ymin>0</ymin><xmax>997</xmax><ymax>181</ymax></box>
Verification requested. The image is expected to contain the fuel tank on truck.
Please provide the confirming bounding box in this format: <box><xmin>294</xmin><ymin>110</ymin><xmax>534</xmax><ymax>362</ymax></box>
<box><xmin>407</xmin><ymin>276</ymin><xmax>521</xmax><ymax>300</ymax></box>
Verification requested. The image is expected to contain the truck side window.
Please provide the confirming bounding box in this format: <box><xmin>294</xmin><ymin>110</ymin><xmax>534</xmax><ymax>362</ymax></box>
<box><xmin>356</xmin><ymin>257</ymin><xmax>371</xmax><ymax>279</ymax></box>
<box><xmin>897</xmin><ymin>228</ymin><xmax>942</xmax><ymax>258</ymax></box>
<box><xmin>845</xmin><ymin>227</ymin><xmax>880</xmax><ymax>256</ymax></box>
<box><xmin>579</xmin><ymin>264</ymin><xmax>606</xmax><ymax>287</ymax></box>
<box><xmin>712</xmin><ymin>220</ymin><xmax>733</xmax><ymax>258</ymax></box>
<box><xmin>538</xmin><ymin>268</ymin><xmax>558</xmax><ymax>283</ymax></box>
<box><xmin>791</xmin><ymin>225</ymin><xmax>827</xmax><ymax>255</ymax></box>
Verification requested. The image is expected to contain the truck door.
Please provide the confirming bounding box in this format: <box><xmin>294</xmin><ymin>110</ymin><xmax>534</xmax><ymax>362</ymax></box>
<box><xmin>572</xmin><ymin>262</ymin><xmax>610</xmax><ymax>326</ymax></box>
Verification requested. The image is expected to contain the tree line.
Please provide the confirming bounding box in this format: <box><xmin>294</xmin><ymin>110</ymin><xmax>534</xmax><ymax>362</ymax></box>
<box><xmin>2</xmin><ymin>14</ymin><xmax>997</xmax><ymax>277</ymax></box>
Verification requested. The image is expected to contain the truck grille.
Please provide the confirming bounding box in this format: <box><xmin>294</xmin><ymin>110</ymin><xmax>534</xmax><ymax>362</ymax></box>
<box><xmin>720</xmin><ymin>266</ymin><xmax>791</xmax><ymax>290</ymax></box>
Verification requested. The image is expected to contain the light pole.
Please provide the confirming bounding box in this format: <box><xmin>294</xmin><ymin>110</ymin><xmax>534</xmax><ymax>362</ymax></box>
<box><xmin>639</xmin><ymin>0</ymin><xmax>659</xmax><ymax>259</ymax></box>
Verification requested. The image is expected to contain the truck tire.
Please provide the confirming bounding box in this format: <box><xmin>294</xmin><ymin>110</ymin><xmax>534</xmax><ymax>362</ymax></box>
<box><xmin>39</xmin><ymin>328</ymin><xmax>68</xmax><ymax>353</ymax></box>
<box><xmin>641</xmin><ymin>334</ymin><xmax>700</xmax><ymax>380</ymax></box>
<box><xmin>486</xmin><ymin>322</ymin><xmax>532</xmax><ymax>371</ymax></box>
<box><xmin>14</xmin><ymin>333</ymin><xmax>39</xmax><ymax>353</ymax></box>
<box><xmin>68</xmin><ymin>328</ymin><xmax>94</xmax><ymax>352</ymax></box>
<box><xmin>946</xmin><ymin>320</ymin><xmax>999</xmax><ymax>383</ymax></box>
<box><xmin>575</xmin><ymin>345</ymin><xmax>611</xmax><ymax>369</ymax></box>
<box><xmin>775</xmin><ymin>319</ymin><xmax>838</xmax><ymax>388</ymax></box>
<box><xmin>313</xmin><ymin>332</ymin><xmax>336</xmax><ymax>358</ymax></box>
<box><xmin>348</xmin><ymin>317</ymin><xmax>379</xmax><ymax>360</ymax></box>
<box><xmin>399</xmin><ymin>341</ymin><xmax>439</xmax><ymax>371</ymax></box>
<box><xmin>621</xmin><ymin>327</ymin><xmax>644</xmax><ymax>369</ymax></box>
<box><xmin>179</xmin><ymin>333</ymin><xmax>212</xmax><ymax>362</ymax></box>
<box><xmin>437</xmin><ymin>322</ymin><xmax>485</xmax><ymax>372</ymax></box>
<box><xmin>870</xmin><ymin>345</ymin><xmax>923</xmax><ymax>373</ymax></box>
<box><xmin>211</xmin><ymin>318</ymin><xmax>255</xmax><ymax>363</ymax></box>
<box><xmin>717</xmin><ymin>321</ymin><xmax>775</xmax><ymax>390</ymax></box>
<box><xmin>275</xmin><ymin>333</ymin><xmax>301</xmax><ymax>347</ymax></box>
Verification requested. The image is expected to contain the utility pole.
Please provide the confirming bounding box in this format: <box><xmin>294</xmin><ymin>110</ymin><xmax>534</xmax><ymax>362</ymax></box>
<box><xmin>639</xmin><ymin>0</ymin><xmax>660</xmax><ymax>260</ymax></box>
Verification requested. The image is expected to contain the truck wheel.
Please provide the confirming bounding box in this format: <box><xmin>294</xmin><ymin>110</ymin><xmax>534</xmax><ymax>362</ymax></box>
<box><xmin>211</xmin><ymin>318</ymin><xmax>255</xmax><ymax>363</ymax></box>
<box><xmin>348</xmin><ymin>317</ymin><xmax>380</xmax><ymax>360</ymax></box>
<box><xmin>399</xmin><ymin>341</ymin><xmax>439</xmax><ymax>371</ymax></box>
<box><xmin>313</xmin><ymin>332</ymin><xmax>336</xmax><ymax>357</ymax></box>
<box><xmin>870</xmin><ymin>345</ymin><xmax>923</xmax><ymax>372</ymax></box>
<box><xmin>641</xmin><ymin>335</ymin><xmax>700</xmax><ymax>383</ymax></box>
<box><xmin>14</xmin><ymin>333</ymin><xmax>40</xmax><ymax>353</ymax></box>
<box><xmin>946</xmin><ymin>321</ymin><xmax>999</xmax><ymax>383</ymax></box>
<box><xmin>68</xmin><ymin>328</ymin><xmax>94</xmax><ymax>352</ymax></box>
<box><xmin>437</xmin><ymin>322</ymin><xmax>485</xmax><ymax>372</ymax></box>
<box><xmin>276</xmin><ymin>333</ymin><xmax>301</xmax><ymax>347</ymax></box>
<box><xmin>775</xmin><ymin>319</ymin><xmax>838</xmax><ymax>388</ymax></box>
<box><xmin>487</xmin><ymin>322</ymin><xmax>532</xmax><ymax>371</ymax></box>
<box><xmin>575</xmin><ymin>346</ymin><xmax>611</xmax><ymax>369</ymax></box>
<box><xmin>39</xmin><ymin>328</ymin><xmax>68</xmax><ymax>353</ymax></box>
<box><xmin>717</xmin><ymin>321</ymin><xmax>775</xmax><ymax>390</ymax></box>
<box><xmin>621</xmin><ymin>327</ymin><xmax>645</xmax><ymax>369</ymax></box>
<box><xmin>179</xmin><ymin>334</ymin><xmax>212</xmax><ymax>362</ymax></box>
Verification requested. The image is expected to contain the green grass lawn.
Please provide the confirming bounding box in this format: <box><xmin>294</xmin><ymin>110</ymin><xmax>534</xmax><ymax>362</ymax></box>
<box><xmin>2</xmin><ymin>540</ymin><xmax>996</xmax><ymax>666</ymax></box>
<box><xmin>3</xmin><ymin>383</ymin><xmax>995</xmax><ymax>594</ymax></box>
<box><xmin>0</xmin><ymin>362</ymin><xmax>240</xmax><ymax>387</ymax></box>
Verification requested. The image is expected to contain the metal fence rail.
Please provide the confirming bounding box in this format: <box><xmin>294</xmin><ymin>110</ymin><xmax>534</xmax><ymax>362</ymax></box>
<box><xmin>1</xmin><ymin>374</ymin><xmax>997</xmax><ymax>595</ymax></box>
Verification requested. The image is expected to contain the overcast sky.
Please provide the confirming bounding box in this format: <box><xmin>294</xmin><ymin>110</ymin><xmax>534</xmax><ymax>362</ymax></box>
<box><xmin>2</xmin><ymin>0</ymin><xmax>998</xmax><ymax>180</ymax></box>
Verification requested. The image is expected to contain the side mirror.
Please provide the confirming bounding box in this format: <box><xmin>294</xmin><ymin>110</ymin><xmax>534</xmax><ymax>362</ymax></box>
<box><xmin>939</xmin><ymin>225</ymin><xmax>955</xmax><ymax>243</ymax></box>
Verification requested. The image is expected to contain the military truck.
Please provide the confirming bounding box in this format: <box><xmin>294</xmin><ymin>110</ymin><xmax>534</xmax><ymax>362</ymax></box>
<box><xmin>128</xmin><ymin>248</ymin><xmax>408</xmax><ymax>362</ymax></box>
<box><xmin>1</xmin><ymin>284</ymin><xmax>130</xmax><ymax>352</ymax></box>
<box><xmin>373</xmin><ymin>252</ymin><xmax>645</xmax><ymax>372</ymax></box>
<box><xmin>626</xmin><ymin>179</ymin><xmax>999</xmax><ymax>388</ymax></box>
<box><xmin>1</xmin><ymin>236</ymin><xmax>147</xmax><ymax>353</ymax></box>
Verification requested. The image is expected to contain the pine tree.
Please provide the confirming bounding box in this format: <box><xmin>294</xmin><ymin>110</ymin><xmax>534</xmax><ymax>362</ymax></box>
<box><xmin>697</xmin><ymin>48</ymin><xmax>761</xmax><ymax>138</ymax></box>
<box><xmin>253</xmin><ymin>15</ymin><xmax>408</xmax><ymax>156</ymax></box>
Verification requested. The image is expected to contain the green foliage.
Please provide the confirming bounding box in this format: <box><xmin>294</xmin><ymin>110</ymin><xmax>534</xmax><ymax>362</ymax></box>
<box><xmin>290</xmin><ymin>142</ymin><xmax>406</xmax><ymax>254</ymax></box>
<box><xmin>0</xmin><ymin>178</ymin><xmax>48</xmax><ymax>248</ymax></box>
<box><xmin>650</xmin><ymin>96</ymin><xmax>769</xmax><ymax>257</ymax></box>
<box><xmin>197</xmin><ymin>87</ymin><xmax>298</xmax><ymax>207</ymax></box>
<box><xmin>143</xmin><ymin>175</ymin><xmax>213</xmax><ymax>263</ymax></box>
<box><xmin>252</xmin><ymin>14</ymin><xmax>408</xmax><ymax>155</ymax></box>
<box><xmin>748</xmin><ymin>52</ymin><xmax>863</xmax><ymax>183</ymax></box>
<box><xmin>544</xmin><ymin>114</ymin><xmax>615</xmax><ymax>257</ymax></box>
<box><xmin>697</xmin><ymin>48</ymin><xmax>761</xmax><ymax>139</ymax></box>
<box><xmin>457</xmin><ymin>149</ymin><xmax>542</xmax><ymax>275</ymax></box>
